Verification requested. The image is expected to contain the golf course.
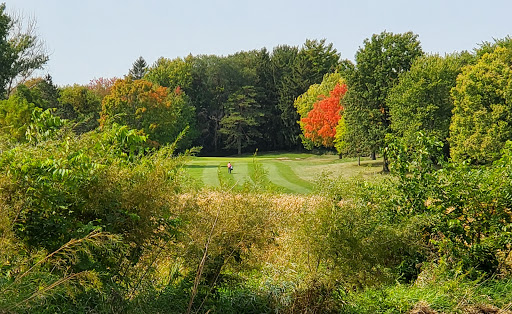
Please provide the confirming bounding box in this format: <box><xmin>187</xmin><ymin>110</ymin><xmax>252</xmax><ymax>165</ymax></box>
<box><xmin>186</xmin><ymin>153</ymin><xmax>383</xmax><ymax>193</ymax></box>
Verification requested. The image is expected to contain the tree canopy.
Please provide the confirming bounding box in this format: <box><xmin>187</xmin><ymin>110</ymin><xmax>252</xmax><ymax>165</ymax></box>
<box><xmin>128</xmin><ymin>56</ymin><xmax>148</xmax><ymax>80</ymax></box>
<box><xmin>341</xmin><ymin>31</ymin><xmax>423</xmax><ymax>166</ymax></box>
<box><xmin>388</xmin><ymin>52</ymin><xmax>473</xmax><ymax>145</ymax></box>
<box><xmin>450</xmin><ymin>44</ymin><xmax>512</xmax><ymax>163</ymax></box>
<box><xmin>100</xmin><ymin>78</ymin><xmax>197</xmax><ymax>148</ymax></box>
<box><xmin>300</xmin><ymin>82</ymin><xmax>347</xmax><ymax>149</ymax></box>
<box><xmin>0</xmin><ymin>4</ymin><xmax>48</xmax><ymax>98</ymax></box>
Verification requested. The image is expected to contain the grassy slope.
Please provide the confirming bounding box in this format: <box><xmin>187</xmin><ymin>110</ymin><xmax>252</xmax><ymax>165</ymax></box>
<box><xmin>185</xmin><ymin>153</ymin><xmax>383</xmax><ymax>194</ymax></box>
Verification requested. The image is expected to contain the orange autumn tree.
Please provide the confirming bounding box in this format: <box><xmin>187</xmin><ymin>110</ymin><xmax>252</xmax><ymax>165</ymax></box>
<box><xmin>101</xmin><ymin>78</ymin><xmax>197</xmax><ymax>147</ymax></box>
<box><xmin>88</xmin><ymin>77</ymin><xmax>118</xmax><ymax>100</ymax></box>
<box><xmin>301</xmin><ymin>83</ymin><xmax>347</xmax><ymax>148</ymax></box>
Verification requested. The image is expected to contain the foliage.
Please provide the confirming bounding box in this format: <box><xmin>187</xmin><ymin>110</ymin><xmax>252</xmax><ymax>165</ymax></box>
<box><xmin>294</xmin><ymin>72</ymin><xmax>344</xmax><ymax>149</ymax></box>
<box><xmin>0</xmin><ymin>92</ymin><xmax>34</xmax><ymax>142</ymax></box>
<box><xmin>0</xmin><ymin>121</ymin><xmax>194</xmax><ymax>312</ymax></box>
<box><xmin>475</xmin><ymin>35</ymin><xmax>512</xmax><ymax>58</ymax></box>
<box><xmin>294</xmin><ymin>73</ymin><xmax>343</xmax><ymax>120</ymax></box>
<box><xmin>101</xmin><ymin>78</ymin><xmax>197</xmax><ymax>148</ymax></box>
<box><xmin>5</xmin><ymin>9</ymin><xmax>49</xmax><ymax>95</ymax></box>
<box><xmin>20</xmin><ymin>74</ymin><xmax>60</xmax><ymax>111</ymax></box>
<box><xmin>277</xmin><ymin>39</ymin><xmax>340</xmax><ymax>148</ymax></box>
<box><xmin>307</xmin><ymin>176</ymin><xmax>429</xmax><ymax>288</ymax></box>
<box><xmin>342</xmin><ymin>31</ymin><xmax>423</xmax><ymax>163</ymax></box>
<box><xmin>0</xmin><ymin>124</ymin><xmax>185</xmax><ymax>251</ymax></box>
<box><xmin>339</xmin><ymin>275</ymin><xmax>512</xmax><ymax>313</ymax></box>
<box><xmin>0</xmin><ymin>231</ymin><xmax>122</xmax><ymax>313</ymax></box>
<box><xmin>387</xmin><ymin>132</ymin><xmax>512</xmax><ymax>277</ymax></box>
<box><xmin>0</xmin><ymin>86</ymin><xmax>64</xmax><ymax>145</ymax></box>
<box><xmin>219</xmin><ymin>86</ymin><xmax>263</xmax><ymax>155</ymax></box>
<box><xmin>188</xmin><ymin>51</ymin><xmax>270</xmax><ymax>153</ymax></box>
<box><xmin>59</xmin><ymin>84</ymin><xmax>102</xmax><ymax>133</ymax></box>
<box><xmin>450</xmin><ymin>44</ymin><xmax>512</xmax><ymax>163</ymax></box>
<box><xmin>144</xmin><ymin>56</ymin><xmax>193</xmax><ymax>90</ymax></box>
<box><xmin>253</xmin><ymin>48</ymin><xmax>282</xmax><ymax>151</ymax></box>
<box><xmin>0</xmin><ymin>4</ymin><xmax>48</xmax><ymax>98</ymax></box>
<box><xmin>189</xmin><ymin>54</ymin><xmax>232</xmax><ymax>152</ymax></box>
<box><xmin>301</xmin><ymin>82</ymin><xmax>347</xmax><ymax>148</ymax></box>
<box><xmin>0</xmin><ymin>3</ymin><xmax>14</xmax><ymax>98</ymax></box>
<box><xmin>25</xmin><ymin>107</ymin><xmax>64</xmax><ymax>143</ymax></box>
<box><xmin>388</xmin><ymin>52</ymin><xmax>474</xmax><ymax>145</ymax></box>
<box><xmin>334</xmin><ymin>115</ymin><xmax>347</xmax><ymax>155</ymax></box>
<box><xmin>128</xmin><ymin>56</ymin><xmax>148</xmax><ymax>80</ymax></box>
<box><xmin>335</xmin><ymin>102</ymin><xmax>371</xmax><ymax>158</ymax></box>
<box><xmin>87</xmin><ymin>76</ymin><xmax>118</xmax><ymax>100</ymax></box>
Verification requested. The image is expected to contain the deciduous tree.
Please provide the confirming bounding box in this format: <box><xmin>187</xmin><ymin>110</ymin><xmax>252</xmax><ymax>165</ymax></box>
<box><xmin>87</xmin><ymin>77</ymin><xmax>118</xmax><ymax>100</ymax></box>
<box><xmin>0</xmin><ymin>4</ymin><xmax>49</xmax><ymax>98</ymax></box>
<box><xmin>0</xmin><ymin>3</ymin><xmax>12</xmax><ymax>98</ymax></box>
<box><xmin>0</xmin><ymin>92</ymin><xmax>34</xmax><ymax>142</ymax></box>
<box><xmin>277</xmin><ymin>39</ymin><xmax>340</xmax><ymax>148</ymax></box>
<box><xmin>144</xmin><ymin>56</ymin><xmax>193</xmax><ymax>90</ymax></box>
<box><xmin>101</xmin><ymin>78</ymin><xmax>197</xmax><ymax>148</ymax></box>
<box><xmin>295</xmin><ymin>72</ymin><xmax>344</xmax><ymax>149</ymax></box>
<box><xmin>342</xmin><ymin>31</ymin><xmax>423</xmax><ymax>169</ymax></box>
<box><xmin>450</xmin><ymin>44</ymin><xmax>512</xmax><ymax>163</ymax></box>
<box><xmin>300</xmin><ymin>82</ymin><xmax>347</xmax><ymax>148</ymax></box>
<box><xmin>388</xmin><ymin>52</ymin><xmax>473</xmax><ymax>146</ymax></box>
<box><xmin>60</xmin><ymin>84</ymin><xmax>102</xmax><ymax>133</ymax></box>
<box><xmin>5</xmin><ymin>9</ymin><xmax>48</xmax><ymax>95</ymax></box>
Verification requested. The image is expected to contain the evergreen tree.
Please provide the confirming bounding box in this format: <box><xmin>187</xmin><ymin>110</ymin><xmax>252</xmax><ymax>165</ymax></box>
<box><xmin>220</xmin><ymin>86</ymin><xmax>263</xmax><ymax>155</ymax></box>
<box><xmin>128</xmin><ymin>56</ymin><xmax>148</xmax><ymax>80</ymax></box>
<box><xmin>254</xmin><ymin>48</ymin><xmax>281</xmax><ymax>150</ymax></box>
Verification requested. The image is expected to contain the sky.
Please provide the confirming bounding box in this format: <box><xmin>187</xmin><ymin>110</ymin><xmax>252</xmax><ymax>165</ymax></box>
<box><xmin>7</xmin><ymin>0</ymin><xmax>512</xmax><ymax>86</ymax></box>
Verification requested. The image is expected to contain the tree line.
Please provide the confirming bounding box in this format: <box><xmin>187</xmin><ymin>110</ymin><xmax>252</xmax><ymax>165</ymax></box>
<box><xmin>296</xmin><ymin>32</ymin><xmax>512</xmax><ymax>170</ymax></box>
<box><xmin>2</xmin><ymin>3</ymin><xmax>512</xmax><ymax>311</ymax></box>
<box><xmin>1</xmin><ymin>2</ymin><xmax>512</xmax><ymax>167</ymax></box>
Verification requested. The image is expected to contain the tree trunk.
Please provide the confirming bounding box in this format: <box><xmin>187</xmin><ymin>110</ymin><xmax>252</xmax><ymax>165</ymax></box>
<box><xmin>214</xmin><ymin>128</ymin><xmax>218</xmax><ymax>153</ymax></box>
<box><xmin>371</xmin><ymin>151</ymin><xmax>376</xmax><ymax>160</ymax></box>
<box><xmin>382</xmin><ymin>151</ymin><xmax>389</xmax><ymax>172</ymax></box>
<box><xmin>237</xmin><ymin>136</ymin><xmax>241</xmax><ymax>155</ymax></box>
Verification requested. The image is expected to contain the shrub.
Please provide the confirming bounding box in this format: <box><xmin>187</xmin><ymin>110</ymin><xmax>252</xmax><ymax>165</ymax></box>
<box><xmin>305</xmin><ymin>176</ymin><xmax>431</xmax><ymax>287</ymax></box>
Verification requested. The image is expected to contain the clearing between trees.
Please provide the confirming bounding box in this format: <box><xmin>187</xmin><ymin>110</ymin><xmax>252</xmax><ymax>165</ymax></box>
<box><xmin>186</xmin><ymin>153</ymin><xmax>383</xmax><ymax>194</ymax></box>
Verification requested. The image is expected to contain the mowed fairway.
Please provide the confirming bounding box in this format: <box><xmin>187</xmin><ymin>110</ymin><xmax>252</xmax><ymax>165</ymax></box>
<box><xmin>186</xmin><ymin>153</ymin><xmax>383</xmax><ymax>194</ymax></box>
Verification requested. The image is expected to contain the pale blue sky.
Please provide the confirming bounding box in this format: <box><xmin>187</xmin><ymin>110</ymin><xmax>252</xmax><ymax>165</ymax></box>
<box><xmin>8</xmin><ymin>0</ymin><xmax>512</xmax><ymax>86</ymax></box>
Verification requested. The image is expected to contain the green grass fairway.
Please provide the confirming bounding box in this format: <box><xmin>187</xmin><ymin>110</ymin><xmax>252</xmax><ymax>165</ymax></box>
<box><xmin>185</xmin><ymin>153</ymin><xmax>383</xmax><ymax>194</ymax></box>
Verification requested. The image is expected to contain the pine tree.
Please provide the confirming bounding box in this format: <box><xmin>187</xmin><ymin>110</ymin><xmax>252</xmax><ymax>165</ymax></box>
<box><xmin>128</xmin><ymin>56</ymin><xmax>148</xmax><ymax>80</ymax></box>
<box><xmin>220</xmin><ymin>86</ymin><xmax>263</xmax><ymax>155</ymax></box>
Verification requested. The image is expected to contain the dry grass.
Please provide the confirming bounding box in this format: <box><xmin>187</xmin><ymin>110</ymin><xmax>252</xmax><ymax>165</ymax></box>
<box><xmin>170</xmin><ymin>191</ymin><xmax>328</xmax><ymax>280</ymax></box>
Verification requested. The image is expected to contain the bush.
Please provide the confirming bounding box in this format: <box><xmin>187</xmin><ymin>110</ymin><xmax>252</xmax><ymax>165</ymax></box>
<box><xmin>306</xmin><ymin>176</ymin><xmax>431</xmax><ymax>287</ymax></box>
<box><xmin>0</xmin><ymin>124</ymin><xmax>189</xmax><ymax>311</ymax></box>
<box><xmin>386</xmin><ymin>133</ymin><xmax>512</xmax><ymax>277</ymax></box>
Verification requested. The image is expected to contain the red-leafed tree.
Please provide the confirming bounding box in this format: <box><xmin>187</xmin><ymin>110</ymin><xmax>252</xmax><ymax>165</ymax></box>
<box><xmin>87</xmin><ymin>77</ymin><xmax>118</xmax><ymax>100</ymax></box>
<box><xmin>301</xmin><ymin>83</ymin><xmax>347</xmax><ymax>148</ymax></box>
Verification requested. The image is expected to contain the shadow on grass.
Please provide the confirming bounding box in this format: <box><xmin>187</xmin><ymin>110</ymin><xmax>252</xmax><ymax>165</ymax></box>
<box><xmin>359</xmin><ymin>161</ymin><xmax>383</xmax><ymax>168</ymax></box>
<box><xmin>185</xmin><ymin>165</ymin><xmax>219</xmax><ymax>169</ymax></box>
